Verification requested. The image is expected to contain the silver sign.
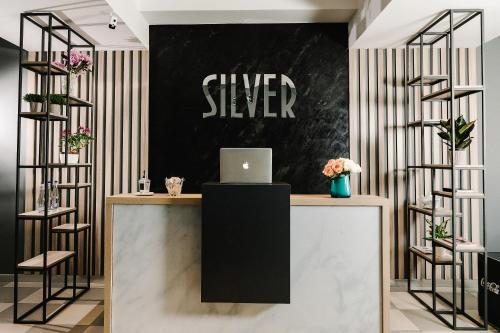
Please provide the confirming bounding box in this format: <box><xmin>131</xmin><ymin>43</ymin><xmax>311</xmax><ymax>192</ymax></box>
<box><xmin>203</xmin><ymin>74</ymin><xmax>296</xmax><ymax>118</ymax></box>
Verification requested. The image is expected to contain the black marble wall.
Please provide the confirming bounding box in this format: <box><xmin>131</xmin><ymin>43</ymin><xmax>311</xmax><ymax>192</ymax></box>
<box><xmin>149</xmin><ymin>23</ymin><xmax>349</xmax><ymax>193</ymax></box>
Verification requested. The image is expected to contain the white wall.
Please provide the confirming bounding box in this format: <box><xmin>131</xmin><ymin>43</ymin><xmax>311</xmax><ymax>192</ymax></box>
<box><xmin>484</xmin><ymin>36</ymin><xmax>500</xmax><ymax>252</ymax></box>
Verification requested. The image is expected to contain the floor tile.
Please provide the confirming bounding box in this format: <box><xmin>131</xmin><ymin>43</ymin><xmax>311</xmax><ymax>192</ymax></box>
<box><xmin>0</xmin><ymin>323</ymin><xmax>32</xmax><ymax>333</ymax></box>
<box><xmin>48</xmin><ymin>303</ymin><xmax>100</xmax><ymax>326</ymax></box>
<box><xmin>77</xmin><ymin>289</ymin><xmax>102</xmax><ymax>302</ymax></box>
<box><xmin>19</xmin><ymin>289</ymin><xmax>66</xmax><ymax>304</ymax></box>
<box><xmin>82</xmin><ymin>326</ymin><xmax>103</xmax><ymax>333</ymax></box>
<box><xmin>402</xmin><ymin>309</ymin><xmax>453</xmax><ymax>331</ymax></box>
<box><xmin>392</xmin><ymin>292</ymin><xmax>426</xmax><ymax>310</ymax></box>
<box><xmin>26</xmin><ymin>325</ymin><xmax>73</xmax><ymax>333</ymax></box>
<box><xmin>390</xmin><ymin>309</ymin><xmax>420</xmax><ymax>331</ymax></box>
<box><xmin>3</xmin><ymin>283</ymin><xmax>41</xmax><ymax>288</ymax></box>
<box><xmin>0</xmin><ymin>288</ymin><xmax>38</xmax><ymax>303</ymax></box>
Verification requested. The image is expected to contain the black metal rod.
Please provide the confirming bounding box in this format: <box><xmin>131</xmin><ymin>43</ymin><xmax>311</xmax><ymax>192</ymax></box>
<box><xmin>479</xmin><ymin>9</ymin><xmax>489</xmax><ymax>329</ymax></box>
<box><xmin>449</xmin><ymin>9</ymin><xmax>457</xmax><ymax>329</ymax></box>
<box><xmin>13</xmin><ymin>13</ymin><xmax>25</xmax><ymax>323</ymax></box>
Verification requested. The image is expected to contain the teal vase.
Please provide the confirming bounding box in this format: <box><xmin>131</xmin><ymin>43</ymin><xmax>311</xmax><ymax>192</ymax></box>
<box><xmin>330</xmin><ymin>175</ymin><xmax>351</xmax><ymax>198</ymax></box>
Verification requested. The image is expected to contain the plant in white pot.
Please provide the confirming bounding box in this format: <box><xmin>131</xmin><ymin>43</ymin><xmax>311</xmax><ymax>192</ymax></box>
<box><xmin>438</xmin><ymin>115</ymin><xmax>475</xmax><ymax>166</ymax></box>
<box><xmin>23</xmin><ymin>93</ymin><xmax>46</xmax><ymax>112</ymax></box>
<box><xmin>425</xmin><ymin>218</ymin><xmax>450</xmax><ymax>259</ymax></box>
<box><xmin>60</xmin><ymin>126</ymin><xmax>93</xmax><ymax>164</ymax></box>
<box><xmin>49</xmin><ymin>94</ymin><xmax>67</xmax><ymax>114</ymax></box>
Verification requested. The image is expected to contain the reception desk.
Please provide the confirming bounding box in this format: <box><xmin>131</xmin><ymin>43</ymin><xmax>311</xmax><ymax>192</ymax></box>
<box><xmin>105</xmin><ymin>194</ymin><xmax>390</xmax><ymax>333</ymax></box>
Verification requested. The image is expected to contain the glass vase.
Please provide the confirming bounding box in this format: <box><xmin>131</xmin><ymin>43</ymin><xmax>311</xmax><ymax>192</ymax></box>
<box><xmin>63</xmin><ymin>73</ymin><xmax>77</xmax><ymax>95</ymax></box>
<box><xmin>330</xmin><ymin>174</ymin><xmax>351</xmax><ymax>198</ymax></box>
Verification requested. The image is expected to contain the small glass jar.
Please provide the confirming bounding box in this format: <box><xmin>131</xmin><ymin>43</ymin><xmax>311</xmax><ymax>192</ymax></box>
<box><xmin>138</xmin><ymin>171</ymin><xmax>151</xmax><ymax>193</ymax></box>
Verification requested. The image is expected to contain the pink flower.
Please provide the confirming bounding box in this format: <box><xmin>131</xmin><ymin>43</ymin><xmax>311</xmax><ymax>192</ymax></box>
<box><xmin>52</xmin><ymin>60</ymin><xmax>65</xmax><ymax>68</ymax></box>
<box><xmin>322</xmin><ymin>164</ymin><xmax>335</xmax><ymax>178</ymax></box>
<box><xmin>332</xmin><ymin>159</ymin><xmax>344</xmax><ymax>174</ymax></box>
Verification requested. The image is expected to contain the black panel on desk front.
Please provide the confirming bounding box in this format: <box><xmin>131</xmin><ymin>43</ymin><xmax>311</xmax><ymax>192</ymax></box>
<box><xmin>201</xmin><ymin>183</ymin><xmax>290</xmax><ymax>304</ymax></box>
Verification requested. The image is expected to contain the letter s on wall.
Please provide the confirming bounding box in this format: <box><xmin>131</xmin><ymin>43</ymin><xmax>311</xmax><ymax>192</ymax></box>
<box><xmin>202</xmin><ymin>74</ymin><xmax>217</xmax><ymax>118</ymax></box>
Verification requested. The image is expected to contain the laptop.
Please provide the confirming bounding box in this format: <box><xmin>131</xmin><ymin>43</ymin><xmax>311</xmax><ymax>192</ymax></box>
<box><xmin>220</xmin><ymin>148</ymin><xmax>272</xmax><ymax>183</ymax></box>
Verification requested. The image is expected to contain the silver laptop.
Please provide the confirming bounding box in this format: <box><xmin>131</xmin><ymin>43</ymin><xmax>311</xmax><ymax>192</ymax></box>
<box><xmin>220</xmin><ymin>148</ymin><xmax>272</xmax><ymax>183</ymax></box>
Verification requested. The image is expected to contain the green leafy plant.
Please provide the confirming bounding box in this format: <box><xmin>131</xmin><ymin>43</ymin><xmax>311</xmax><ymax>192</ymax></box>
<box><xmin>49</xmin><ymin>94</ymin><xmax>67</xmax><ymax>105</ymax></box>
<box><xmin>438</xmin><ymin>115</ymin><xmax>475</xmax><ymax>150</ymax></box>
<box><xmin>60</xmin><ymin>127</ymin><xmax>93</xmax><ymax>153</ymax></box>
<box><xmin>424</xmin><ymin>218</ymin><xmax>449</xmax><ymax>240</ymax></box>
<box><xmin>23</xmin><ymin>93</ymin><xmax>45</xmax><ymax>103</ymax></box>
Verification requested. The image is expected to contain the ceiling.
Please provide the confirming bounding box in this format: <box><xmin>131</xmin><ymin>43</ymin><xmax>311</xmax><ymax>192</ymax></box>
<box><xmin>350</xmin><ymin>0</ymin><xmax>500</xmax><ymax>48</ymax></box>
<box><xmin>1</xmin><ymin>0</ymin><xmax>500</xmax><ymax>51</ymax></box>
<box><xmin>0</xmin><ymin>0</ymin><xmax>144</xmax><ymax>50</ymax></box>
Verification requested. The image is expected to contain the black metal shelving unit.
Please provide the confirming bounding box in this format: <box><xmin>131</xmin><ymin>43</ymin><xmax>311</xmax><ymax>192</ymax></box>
<box><xmin>405</xmin><ymin>10</ymin><xmax>487</xmax><ymax>330</ymax></box>
<box><xmin>14</xmin><ymin>12</ymin><xmax>95</xmax><ymax>324</ymax></box>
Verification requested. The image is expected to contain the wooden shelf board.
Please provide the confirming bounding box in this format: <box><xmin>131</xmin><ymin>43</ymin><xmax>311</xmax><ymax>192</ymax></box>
<box><xmin>408</xmin><ymin>205</ymin><xmax>462</xmax><ymax>217</ymax></box>
<box><xmin>409</xmin><ymin>164</ymin><xmax>484</xmax><ymax>170</ymax></box>
<box><xmin>57</xmin><ymin>182</ymin><xmax>92</xmax><ymax>189</ymax></box>
<box><xmin>68</xmin><ymin>95</ymin><xmax>93</xmax><ymax>107</ymax></box>
<box><xmin>408</xmin><ymin>119</ymin><xmax>442</xmax><ymax>127</ymax></box>
<box><xmin>433</xmin><ymin>190</ymin><xmax>485</xmax><ymax>199</ymax></box>
<box><xmin>52</xmin><ymin>223</ymin><xmax>90</xmax><ymax>233</ymax></box>
<box><xmin>434</xmin><ymin>239</ymin><xmax>485</xmax><ymax>253</ymax></box>
<box><xmin>409</xmin><ymin>246</ymin><xmax>462</xmax><ymax>265</ymax></box>
<box><xmin>21</xmin><ymin>61</ymin><xmax>68</xmax><ymax>76</ymax></box>
<box><xmin>408</xmin><ymin>75</ymin><xmax>448</xmax><ymax>86</ymax></box>
<box><xmin>19</xmin><ymin>112</ymin><xmax>67</xmax><ymax>121</ymax></box>
<box><xmin>19</xmin><ymin>163</ymin><xmax>92</xmax><ymax>169</ymax></box>
<box><xmin>49</xmin><ymin>94</ymin><xmax>93</xmax><ymax>107</ymax></box>
<box><xmin>422</xmin><ymin>85</ymin><xmax>483</xmax><ymax>102</ymax></box>
<box><xmin>17</xmin><ymin>251</ymin><xmax>74</xmax><ymax>270</ymax></box>
<box><xmin>18</xmin><ymin>207</ymin><xmax>76</xmax><ymax>219</ymax></box>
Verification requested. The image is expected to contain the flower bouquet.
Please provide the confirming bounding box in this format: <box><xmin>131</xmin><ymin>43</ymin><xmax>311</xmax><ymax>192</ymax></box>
<box><xmin>322</xmin><ymin>158</ymin><xmax>361</xmax><ymax>198</ymax></box>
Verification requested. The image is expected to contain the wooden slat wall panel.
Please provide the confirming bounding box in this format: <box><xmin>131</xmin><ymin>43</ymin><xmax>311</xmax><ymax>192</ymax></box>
<box><xmin>349</xmin><ymin>48</ymin><xmax>480</xmax><ymax>279</ymax></box>
<box><xmin>24</xmin><ymin>50</ymin><xmax>149</xmax><ymax>275</ymax></box>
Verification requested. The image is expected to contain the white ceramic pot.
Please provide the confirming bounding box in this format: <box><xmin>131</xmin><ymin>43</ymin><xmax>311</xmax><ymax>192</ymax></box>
<box><xmin>447</xmin><ymin>149</ymin><xmax>467</xmax><ymax>165</ymax></box>
<box><xmin>29</xmin><ymin>102</ymin><xmax>42</xmax><ymax>113</ymax></box>
<box><xmin>50</xmin><ymin>104</ymin><xmax>64</xmax><ymax>114</ymax></box>
<box><xmin>60</xmin><ymin>153</ymin><xmax>79</xmax><ymax>164</ymax></box>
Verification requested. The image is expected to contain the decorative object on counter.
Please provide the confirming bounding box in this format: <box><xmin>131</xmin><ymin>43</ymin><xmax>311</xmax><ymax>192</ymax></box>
<box><xmin>136</xmin><ymin>171</ymin><xmax>153</xmax><ymax>196</ymax></box>
<box><xmin>59</xmin><ymin>126</ymin><xmax>93</xmax><ymax>164</ymax></box>
<box><xmin>50</xmin><ymin>180</ymin><xmax>59</xmax><ymax>209</ymax></box>
<box><xmin>23</xmin><ymin>93</ymin><xmax>45</xmax><ymax>112</ymax></box>
<box><xmin>424</xmin><ymin>218</ymin><xmax>450</xmax><ymax>259</ymax></box>
<box><xmin>53</xmin><ymin>49</ymin><xmax>92</xmax><ymax>94</ymax></box>
<box><xmin>322</xmin><ymin>158</ymin><xmax>361</xmax><ymax>198</ymax></box>
<box><xmin>438</xmin><ymin>115</ymin><xmax>475</xmax><ymax>166</ymax></box>
<box><xmin>165</xmin><ymin>177</ymin><xmax>184</xmax><ymax>196</ymax></box>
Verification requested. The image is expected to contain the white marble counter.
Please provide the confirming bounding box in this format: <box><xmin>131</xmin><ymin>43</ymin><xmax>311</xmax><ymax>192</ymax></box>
<box><xmin>105</xmin><ymin>194</ymin><xmax>390</xmax><ymax>333</ymax></box>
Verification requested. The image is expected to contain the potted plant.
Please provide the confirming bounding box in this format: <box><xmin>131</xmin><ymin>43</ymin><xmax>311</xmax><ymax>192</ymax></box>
<box><xmin>49</xmin><ymin>94</ymin><xmax>67</xmax><ymax>114</ymax></box>
<box><xmin>322</xmin><ymin>158</ymin><xmax>361</xmax><ymax>198</ymax></box>
<box><xmin>424</xmin><ymin>218</ymin><xmax>450</xmax><ymax>259</ymax></box>
<box><xmin>438</xmin><ymin>115</ymin><xmax>475</xmax><ymax>165</ymax></box>
<box><xmin>53</xmin><ymin>50</ymin><xmax>92</xmax><ymax>95</ymax></box>
<box><xmin>60</xmin><ymin>126</ymin><xmax>93</xmax><ymax>164</ymax></box>
<box><xmin>23</xmin><ymin>93</ymin><xmax>46</xmax><ymax>112</ymax></box>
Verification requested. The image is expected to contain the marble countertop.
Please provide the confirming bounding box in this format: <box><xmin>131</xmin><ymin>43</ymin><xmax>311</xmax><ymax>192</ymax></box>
<box><xmin>106</xmin><ymin>193</ymin><xmax>389</xmax><ymax>207</ymax></box>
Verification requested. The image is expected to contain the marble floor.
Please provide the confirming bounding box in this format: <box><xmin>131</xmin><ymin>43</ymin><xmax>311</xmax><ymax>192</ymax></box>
<box><xmin>0</xmin><ymin>276</ymin><xmax>497</xmax><ymax>333</ymax></box>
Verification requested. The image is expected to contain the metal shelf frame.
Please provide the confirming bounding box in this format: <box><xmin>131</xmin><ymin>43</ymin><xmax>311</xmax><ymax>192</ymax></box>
<box><xmin>13</xmin><ymin>12</ymin><xmax>95</xmax><ymax>324</ymax></box>
<box><xmin>404</xmin><ymin>9</ymin><xmax>488</xmax><ymax>331</ymax></box>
